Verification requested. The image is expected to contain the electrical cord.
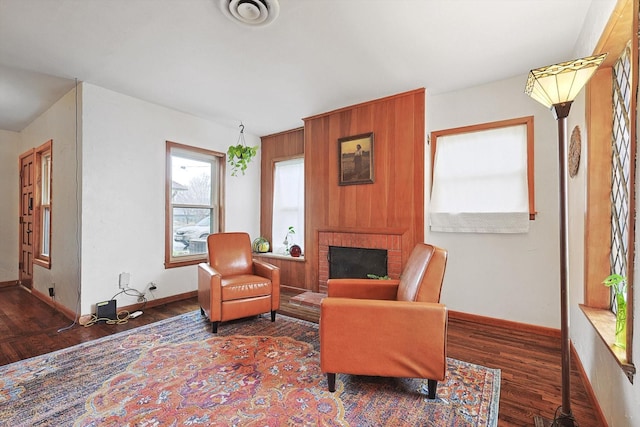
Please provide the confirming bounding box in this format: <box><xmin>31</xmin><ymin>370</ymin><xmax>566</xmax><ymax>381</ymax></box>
<box><xmin>82</xmin><ymin>288</ymin><xmax>148</xmax><ymax>327</ymax></box>
<box><xmin>82</xmin><ymin>310</ymin><xmax>132</xmax><ymax>327</ymax></box>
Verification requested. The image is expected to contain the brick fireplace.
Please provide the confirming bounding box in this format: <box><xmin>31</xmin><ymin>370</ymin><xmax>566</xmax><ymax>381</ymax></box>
<box><xmin>318</xmin><ymin>229</ymin><xmax>403</xmax><ymax>293</ymax></box>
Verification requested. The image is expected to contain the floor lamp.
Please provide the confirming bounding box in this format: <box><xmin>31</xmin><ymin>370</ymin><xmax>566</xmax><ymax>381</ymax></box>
<box><xmin>525</xmin><ymin>53</ymin><xmax>607</xmax><ymax>427</ymax></box>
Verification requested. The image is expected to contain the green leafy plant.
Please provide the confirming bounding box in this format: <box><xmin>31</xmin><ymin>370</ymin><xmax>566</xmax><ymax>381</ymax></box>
<box><xmin>603</xmin><ymin>273</ymin><xmax>627</xmax><ymax>349</ymax></box>
<box><xmin>367</xmin><ymin>274</ymin><xmax>390</xmax><ymax>280</ymax></box>
<box><xmin>227</xmin><ymin>144</ymin><xmax>258</xmax><ymax>176</ymax></box>
<box><xmin>283</xmin><ymin>226</ymin><xmax>295</xmax><ymax>254</ymax></box>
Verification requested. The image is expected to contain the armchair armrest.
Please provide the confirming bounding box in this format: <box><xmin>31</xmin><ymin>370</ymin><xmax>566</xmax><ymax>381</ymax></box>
<box><xmin>253</xmin><ymin>258</ymin><xmax>281</xmax><ymax>310</ymax></box>
<box><xmin>327</xmin><ymin>278</ymin><xmax>399</xmax><ymax>300</ymax></box>
<box><xmin>253</xmin><ymin>258</ymin><xmax>279</xmax><ymax>280</ymax></box>
<box><xmin>320</xmin><ymin>297</ymin><xmax>447</xmax><ymax>381</ymax></box>
<box><xmin>198</xmin><ymin>263</ymin><xmax>222</xmax><ymax>320</ymax></box>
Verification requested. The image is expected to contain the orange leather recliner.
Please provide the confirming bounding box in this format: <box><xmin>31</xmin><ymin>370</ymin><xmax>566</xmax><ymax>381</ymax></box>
<box><xmin>198</xmin><ymin>232</ymin><xmax>280</xmax><ymax>333</ymax></box>
<box><xmin>320</xmin><ymin>243</ymin><xmax>448</xmax><ymax>399</ymax></box>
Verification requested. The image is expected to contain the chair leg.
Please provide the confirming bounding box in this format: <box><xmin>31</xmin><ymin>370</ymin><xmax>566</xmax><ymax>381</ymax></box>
<box><xmin>427</xmin><ymin>379</ymin><xmax>437</xmax><ymax>399</ymax></box>
<box><xmin>327</xmin><ymin>373</ymin><xmax>336</xmax><ymax>392</ymax></box>
<box><xmin>271</xmin><ymin>310</ymin><xmax>276</xmax><ymax>322</ymax></box>
<box><xmin>212</xmin><ymin>321</ymin><xmax>219</xmax><ymax>333</ymax></box>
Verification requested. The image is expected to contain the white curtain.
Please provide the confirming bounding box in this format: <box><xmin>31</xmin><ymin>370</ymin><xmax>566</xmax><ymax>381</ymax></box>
<box><xmin>430</xmin><ymin>124</ymin><xmax>530</xmax><ymax>233</ymax></box>
<box><xmin>272</xmin><ymin>158</ymin><xmax>305</xmax><ymax>253</ymax></box>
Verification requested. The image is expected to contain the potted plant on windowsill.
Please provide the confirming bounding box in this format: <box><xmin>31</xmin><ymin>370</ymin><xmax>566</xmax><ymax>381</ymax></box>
<box><xmin>603</xmin><ymin>273</ymin><xmax>627</xmax><ymax>349</ymax></box>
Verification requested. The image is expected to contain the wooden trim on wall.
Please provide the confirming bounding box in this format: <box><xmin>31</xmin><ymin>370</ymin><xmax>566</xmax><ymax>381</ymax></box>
<box><xmin>0</xmin><ymin>280</ymin><xmax>19</xmax><ymax>288</ymax></box>
<box><xmin>584</xmin><ymin>68</ymin><xmax>614</xmax><ymax>309</ymax></box>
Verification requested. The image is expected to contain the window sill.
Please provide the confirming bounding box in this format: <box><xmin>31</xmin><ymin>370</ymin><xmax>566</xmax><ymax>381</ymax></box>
<box><xmin>33</xmin><ymin>258</ymin><xmax>51</xmax><ymax>269</ymax></box>
<box><xmin>253</xmin><ymin>252</ymin><xmax>305</xmax><ymax>262</ymax></box>
<box><xmin>580</xmin><ymin>304</ymin><xmax>635</xmax><ymax>383</ymax></box>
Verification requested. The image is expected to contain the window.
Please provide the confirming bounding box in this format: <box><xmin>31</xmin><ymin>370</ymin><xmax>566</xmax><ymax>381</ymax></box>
<box><xmin>582</xmin><ymin>13</ymin><xmax>636</xmax><ymax>381</ymax></box>
<box><xmin>34</xmin><ymin>140</ymin><xmax>52</xmax><ymax>268</ymax></box>
<box><xmin>165</xmin><ymin>141</ymin><xmax>224</xmax><ymax>268</ymax></box>
<box><xmin>430</xmin><ymin>117</ymin><xmax>535</xmax><ymax>233</ymax></box>
<box><xmin>272</xmin><ymin>157</ymin><xmax>304</xmax><ymax>254</ymax></box>
<box><xmin>611</xmin><ymin>42</ymin><xmax>632</xmax><ymax>303</ymax></box>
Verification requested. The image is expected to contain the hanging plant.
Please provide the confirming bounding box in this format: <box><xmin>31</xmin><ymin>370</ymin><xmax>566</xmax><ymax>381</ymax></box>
<box><xmin>227</xmin><ymin>123</ymin><xmax>258</xmax><ymax>176</ymax></box>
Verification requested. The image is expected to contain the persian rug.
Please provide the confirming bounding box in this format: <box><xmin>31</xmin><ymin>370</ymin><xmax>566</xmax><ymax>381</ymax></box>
<box><xmin>0</xmin><ymin>311</ymin><xmax>500</xmax><ymax>426</ymax></box>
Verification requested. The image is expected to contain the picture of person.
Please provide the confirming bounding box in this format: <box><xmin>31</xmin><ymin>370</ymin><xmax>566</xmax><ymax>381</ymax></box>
<box><xmin>353</xmin><ymin>143</ymin><xmax>363</xmax><ymax>175</ymax></box>
<box><xmin>339</xmin><ymin>133</ymin><xmax>374</xmax><ymax>185</ymax></box>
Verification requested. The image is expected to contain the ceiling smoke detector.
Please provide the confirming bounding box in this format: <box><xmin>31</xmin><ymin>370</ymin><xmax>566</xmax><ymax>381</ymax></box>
<box><xmin>219</xmin><ymin>0</ymin><xmax>280</xmax><ymax>27</ymax></box>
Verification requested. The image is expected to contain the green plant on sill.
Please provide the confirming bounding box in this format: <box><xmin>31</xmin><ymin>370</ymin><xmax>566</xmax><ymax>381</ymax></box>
<box><xmin>367</xmin><ymin>274</ymin><xmax>390</xmax><ymax>280</ymax></box>
<box><xmin>603</xmin><ymin>273</ymin><xmax>627</xmax><ymax>349</ymax></box>
<box><xmin>227</xmin><ymin>143</ymin><xmax>258</xmax><ymax>176</ymax></box>
<box><xmin>283</xmin><ymin>226</ymin><xmax>295</xmax><ymax>254</ymax></box>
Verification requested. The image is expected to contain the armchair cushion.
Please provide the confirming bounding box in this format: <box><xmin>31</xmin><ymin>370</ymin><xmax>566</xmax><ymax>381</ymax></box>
<box><xmin>326</xmin><ymin>278</ymin><xmax>399</xmax><ymax>300</ymax></box>
<box><xmin>320</xmin><ymin>298</ymin><xmax>447</xmax><ymax>380</ymax></box>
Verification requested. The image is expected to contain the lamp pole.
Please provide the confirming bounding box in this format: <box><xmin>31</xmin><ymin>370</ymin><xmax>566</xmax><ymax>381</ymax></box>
<box><xmin>552</xmin><ymin>102</ymin><xmax>575</xmax><ymax>426</ymax></box>
<box><xmin>525</xmin><ymin>53</ymin><xmax>606</xmax><ymax>427</ymax></box>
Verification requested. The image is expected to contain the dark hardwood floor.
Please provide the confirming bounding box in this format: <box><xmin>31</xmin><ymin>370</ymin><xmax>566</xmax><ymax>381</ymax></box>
<box><xmin>0</xmin><ymin>285</ymin><xmax>603</xmax><ymax>426</ymax></box>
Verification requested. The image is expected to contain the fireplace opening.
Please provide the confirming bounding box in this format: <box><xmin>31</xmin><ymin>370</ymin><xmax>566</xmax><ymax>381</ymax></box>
<box><xmin>328</xmin><ymin>246</ymin><xmax>388</xmax><ymax>279</ymax></box>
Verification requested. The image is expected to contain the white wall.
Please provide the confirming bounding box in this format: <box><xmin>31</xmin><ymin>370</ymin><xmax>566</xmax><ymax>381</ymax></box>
<box><xmin>80</xmin><ymin>83</ymin><xmax>260</xmax><ymax>314</ymax></box>
<box><xmin>426</xmin><ymin>75</ymin><xmax>561</xmax><ymax>328</ymax></box>
<box><xmin>19</xmin><ymin>87</ymin><xmax>82</xmax><ymax>312</ymax></box>
<box><xmin>0</xmin><ymin>129</ymin><xmax>20</xmax><ymax>282</ymax></box>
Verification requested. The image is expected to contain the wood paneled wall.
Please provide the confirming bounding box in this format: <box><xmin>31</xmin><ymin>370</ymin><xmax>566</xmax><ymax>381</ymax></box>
<box><xmin>303</xmin><ymin>89</ymin><xmax>425</xmax><ymax>291</ymax></box>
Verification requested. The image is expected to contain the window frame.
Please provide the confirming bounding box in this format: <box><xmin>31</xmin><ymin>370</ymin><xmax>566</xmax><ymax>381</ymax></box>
<box><xmin>580</xmin><ymin>0</ymin><xmax>636</xmax><ymax>382</ymax></box>
<box><xmin>164</xmin><ymin>141</ymin><xmax>225</xmax><ymax>268</ymax></box>
<box><xmin>33</xmin><ymin>139</ymin><xmax>52</xmax><ymax>269</ymax></box>
<box><xmin>429</xmin><ymin>116</ymin><xmax>536</xmax><ymax>224</ymax></box>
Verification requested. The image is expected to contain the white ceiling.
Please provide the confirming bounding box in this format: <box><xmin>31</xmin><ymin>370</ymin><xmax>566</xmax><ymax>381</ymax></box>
<box><xmin>0</xmin><ymin>0</ymin><xmax>596</xmax><ymax>136</ymax></box>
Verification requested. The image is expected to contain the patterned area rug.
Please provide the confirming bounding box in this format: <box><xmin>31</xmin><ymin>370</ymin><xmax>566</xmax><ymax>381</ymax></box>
<box><xmin>0</xmin><ymin>311</ymin><xmax>500</xmax><ymax>426</ymax></box>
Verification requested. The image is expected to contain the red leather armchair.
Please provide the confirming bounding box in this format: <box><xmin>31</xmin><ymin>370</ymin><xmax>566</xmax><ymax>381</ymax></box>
<box><xmin>198</xmin><ymin>232</ymin><xmax>280</xmax><ymax>333</ymax></box>
<box><xmin>320</xmin><ymin>243</ymin><xmax>448</xmax><ymax>399</ymax></box>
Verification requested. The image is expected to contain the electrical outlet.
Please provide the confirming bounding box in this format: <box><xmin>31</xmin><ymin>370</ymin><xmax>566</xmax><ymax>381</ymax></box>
<box><xmin>48</xmin><ymin>287</ymin><xmax>55</xmax><ymax>297</ymax></box>
<box><xmin>119</xmin><ymin>272</ymin><xmax>130</xmax><ymax>289</ymax></box>
<box><xmin>149</xmin><ymin>282</ymin><xmax>157</xmax><ymax>291</ymax></box>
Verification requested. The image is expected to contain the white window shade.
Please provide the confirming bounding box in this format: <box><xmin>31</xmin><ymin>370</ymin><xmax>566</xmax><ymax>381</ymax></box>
<box><xmin>272</xmin><ymin>158</ymin><xmax>305</xmax><ymax>253</ymax></box>
<box><xmin>430</xmin><ymin>124</ymin><xmax>530</xmax><ymax>233</ymax></box>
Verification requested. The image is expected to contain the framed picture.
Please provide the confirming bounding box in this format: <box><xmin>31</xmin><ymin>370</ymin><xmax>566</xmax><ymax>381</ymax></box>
<box><xmin>338</xmin><ymin>132</ymin><xmax>374</xmax><ymax>185</ymax></box>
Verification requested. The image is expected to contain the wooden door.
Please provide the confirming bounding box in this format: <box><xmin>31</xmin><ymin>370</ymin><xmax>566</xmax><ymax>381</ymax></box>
<box><xmin>19</xmin><ymin>150</ymin><xmax>34</xmax><ymax>289</ymax></box>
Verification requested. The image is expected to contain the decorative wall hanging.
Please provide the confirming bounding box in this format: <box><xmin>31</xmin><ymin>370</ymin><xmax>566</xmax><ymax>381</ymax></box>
<box><xmin>569</xmin><ymin>125</ymin><xmax>581</xmax><ymax>178</ymax></box>
<box><xmin>338</xmin><ymin>132</ymin><xmax>374</xmax><ymax>185</ymax></box>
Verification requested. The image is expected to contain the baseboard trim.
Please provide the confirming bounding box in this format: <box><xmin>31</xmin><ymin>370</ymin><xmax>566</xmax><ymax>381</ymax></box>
<box><xmin>448</xmin><ymin>309</ymin><xmax>561</xmax><ymax>338</ymax></box>
<box><xmin>570</xmin><ymin>343</ymin><xmax>609</xmax><ymax>427</ymax></box>
<box><xmin>118</xmin><ymin>290</ymin><xmax>198</xmax><ymax>313</ymax></box>
<box><xmin>29</xmin><ymin>286</ymin><xmax>78</xmax><ymax>321</ymax></box>
<box><xmin>0</xmin><ymin>280</ymin><xmax>19</xmax><ymax>288</ymax></box>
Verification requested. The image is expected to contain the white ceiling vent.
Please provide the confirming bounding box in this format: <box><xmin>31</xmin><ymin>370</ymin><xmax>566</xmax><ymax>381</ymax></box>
<box><xmin>219</xmin><ymin>0</ymin><xmax>280</xmax><ymax>27</ymax></box>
